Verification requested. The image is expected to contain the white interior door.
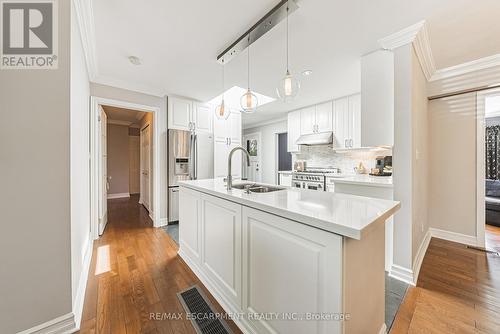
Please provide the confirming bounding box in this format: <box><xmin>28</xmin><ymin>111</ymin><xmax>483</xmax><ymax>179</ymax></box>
<box><xmin>99</xmin><ymin>107</ymin><xmax>108</xmax><ymax>235</ymax></box>
<box><xmin>129</xmin><ymin>136</ymin><xmax>140</xmax><ymax>194</ymax></box>
<box><xmin>243</xmin><ymin>133</ymin><xmax>261</xmax><ymax>182</ymax></box>
<box><xmin>141</xmin><ymin>125</ymin><xmax>151</xmax><ymax>211</ymax></box>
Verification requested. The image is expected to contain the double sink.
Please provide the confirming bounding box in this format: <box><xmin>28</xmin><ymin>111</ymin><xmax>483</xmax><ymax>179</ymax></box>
<box><xmin>231</xmin><ymin>182</ymin><xmax>285</xmax><ymax>193</ymax></box>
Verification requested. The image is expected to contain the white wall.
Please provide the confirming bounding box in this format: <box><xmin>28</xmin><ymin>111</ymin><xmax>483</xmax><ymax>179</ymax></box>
<box><xmin>70</xmin><ymin>0</ymin><xmax>91</xmax><ymax>327</ymax></box>
<box><xmin>90</xmin><ymin>83</ymin><xmax>167</xmax><ymax>224</ymax></box>
<box><xmin>0</xmin><ymin>1</ymin><xmax>73</xmax><ymax>332</ymax></box>
<box><xmin>243</xmin><ymin>119</ymin><xmax>288</xmax><ymax>184</ymax></box>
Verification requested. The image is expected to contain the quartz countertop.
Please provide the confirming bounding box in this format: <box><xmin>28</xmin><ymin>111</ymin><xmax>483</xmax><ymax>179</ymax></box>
<box><xmin>179</xmin><ymin>178</ymin><xmax>400</xmax><ymax>240</ymax></box>
<box><xmin>326</xmin><ymin>174</ymin><xmax>393</xmax><ymax>188</ymax></box>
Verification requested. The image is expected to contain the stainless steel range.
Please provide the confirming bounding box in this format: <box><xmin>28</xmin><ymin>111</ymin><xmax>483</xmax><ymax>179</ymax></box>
<box><xmin>292</xmin><ymin>168</ymin><xmax>342</xmax><ymax>191</ymax></box>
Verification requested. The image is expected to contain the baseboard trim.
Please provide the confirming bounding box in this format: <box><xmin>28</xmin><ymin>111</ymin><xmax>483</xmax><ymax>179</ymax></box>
<box><xmin>379</xmin><ymin>323</ymin><xmax>388</xmax><ymax>334</ymax></box>
<box><xmin>17</xmin><ymin>313</ymin><xmax>76</xmax><ymax>334</ymax></box>
<box><xmin>107</xmin><ymin>193</ymin><xmax>130</xmax><ymax>199</ymax></box>
<box><xmin>411</xmin><ymin>230</ymin><xmax>431</xmax><ymax>285</ymax></box>
<box><xmin>72</xmin><ymin>239</ymin><xmax>93</xmax><ymax>330</ymax></box>
<box><xmin>389</xmin><ymin>264</ymin><xmax>415</xmax><ymax>286</ymax></box>
<box><xmin>155</xmin><ymin>218</ymin><xmax>168</xmax><ymax>227</ymax></box>
<box><xmin>429</xmin><ymin>228</ymin><xmax>478</xmax><ymax>247</ymax></box>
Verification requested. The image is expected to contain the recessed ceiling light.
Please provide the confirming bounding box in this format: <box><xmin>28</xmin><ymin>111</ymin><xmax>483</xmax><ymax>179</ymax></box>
<box><xmin>302</xmin><ymin>69</ymin><xmax>313</xmax><ymax>76</ymax></box>
<box><xmin>128</xmin><ymin>56</ymin><xmax>141</xmax><ymax>65</ymax></box>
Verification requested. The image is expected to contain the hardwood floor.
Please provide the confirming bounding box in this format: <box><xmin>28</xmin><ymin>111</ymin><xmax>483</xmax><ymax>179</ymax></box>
<box><xmin>78</xmin><ymin>195</ymin><xmax>242</xmax><ymax>334</ymax></box>
<box><xmin>391</xmin><ymin>226</ymin><xmax>500</xmax><ymax>333</ymax></box>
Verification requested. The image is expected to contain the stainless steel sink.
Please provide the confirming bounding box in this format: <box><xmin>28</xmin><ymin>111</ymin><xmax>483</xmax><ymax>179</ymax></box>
<box><xmin>231</xmin><ymin>183</ymin><xmax>285</xmax><ymax>193</ymax></box>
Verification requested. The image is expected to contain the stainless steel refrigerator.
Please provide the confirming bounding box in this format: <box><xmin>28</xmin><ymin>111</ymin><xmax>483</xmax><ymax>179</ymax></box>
<box><xmin>168</xmin><ymin>129</ymin><xmax>213</xmax><ymax>222</ymax></box>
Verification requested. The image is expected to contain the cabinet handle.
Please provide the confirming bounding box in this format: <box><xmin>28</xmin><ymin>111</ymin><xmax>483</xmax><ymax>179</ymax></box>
<box><xmin>350</xmin><ymin>139</ymin><xmax>354</xmax><ymax>147</ymax></box>
<box><xmin>344</xmin><ymin>139</ymin><xmax>347</xmax><ymax>147</ymax></box>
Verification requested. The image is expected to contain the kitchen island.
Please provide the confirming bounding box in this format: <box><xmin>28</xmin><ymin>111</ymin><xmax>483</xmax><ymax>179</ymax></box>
<box><xmin>178</xmin><ymin>178</ymin><xmax>400</xmax><ymax>334</ymax></box>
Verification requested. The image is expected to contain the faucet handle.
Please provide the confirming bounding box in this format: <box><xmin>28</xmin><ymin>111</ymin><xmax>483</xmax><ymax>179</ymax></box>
<box><xmin>244</xmin><ymin>184</ymin><xmax>252</xmax><ymax>194</ymax></box>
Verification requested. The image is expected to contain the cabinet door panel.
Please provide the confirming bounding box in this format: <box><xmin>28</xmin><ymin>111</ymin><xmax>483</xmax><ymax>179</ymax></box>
<box><xmin>214</xmin><ymin>140</ymin><xmax>228</xmax><ymax>178</ymax></box>
<box><xmin>179</xmin><ymin>187</ymin><xmax>201</xmax><ymax>263</ymax></box>
<box><xmin>229</xmin><ymin>142</ymin><xmax>242</xmax><ymax>177</ymax></box>
<box><xmin>333</xmin><ymin>97</ymin><xmax>349</xmax><ymax>148</ymax></box>
<box><xmin>201</xmin><ymin>194</ymin><xmax>242</xmax><ymax>306</ymax></box>
<box><xmin>242</xmin><ymin>207</ymin><xmax>342</xmax><ymax>334</ymax></box>
<box><xmin>213</xmin><ymin>109</ymin><xmax>230</xmax><ymax>142</ymax></box>
<box><xmin>315</xmin><ymin>101</ymin><xmax>333</xmax><ymax>133</ymax></box>
<box><xmin>194</xmin><ymin>103</ymin><xmax>213</xmax><ymax>133</ymax></box>
<box><xmin>300</xmin><ymin>106</ymin><xmax>316</xmax><ymax>135</ymax></box>
<box><xmin>349</xmin><ymin>94</ymin><xmax>361</xmax><ymax>148</ymax></box>
<box><xmin>287</xmin><ymin>110</ymin><xmax>301</xmax><ymax>152</ymax></box>
<box><xmin>230</xmin><ymin>112</ymin><xmax>242</xmax><ymax>142</ymax></box>
<box><xmin>168</xmin><ymin>97</ymin><xmax>192</xmax><ymax>130</ymax></box>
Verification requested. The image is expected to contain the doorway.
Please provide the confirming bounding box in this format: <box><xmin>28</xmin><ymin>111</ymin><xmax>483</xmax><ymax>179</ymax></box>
<box><xmin>243</xmin><ymin>132</ymin><xmax>262</xmax><ymax>182</ymax></box>
<box><xmin>478</xmin><ymin>88</ymin><xmax>500</xmax><ymax>251</ymax></box>
<box><xmin>90</xmin><ymin>97</ymin><xmax>160</xmax><ymax>240</ymax></box>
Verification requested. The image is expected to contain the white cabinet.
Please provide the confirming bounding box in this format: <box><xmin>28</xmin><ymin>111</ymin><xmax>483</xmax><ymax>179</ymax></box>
<box><xmin>242</xmin><ymin>207</ymin><xmax>342</xmax><ymax>334</ymax></box>
<box><xmin>194</xmin><ymin>103</ymin><xmax>213</xmax><ymax>133</ymax></box>
<box><xmin>287</xmin><ymin>110</ymin><xmax>301</xmax><ymax>153</ymax></box>
<box><xmin>278</xmin><ymin>172</ymin><xmax>292</xmax><ymax>187</ymax></box>
<box><xmin>214</xmin><ymin>111</ymin><xmax>242</xmax><ymax>178</ymax></box>
<box><xmin>168</xmin><ymin>97</ymin><xmax>213</xmax><ymax>133</ymax></box>
<box><xmin>179</xmin><ymin>187</ymin><xmax>201</xmax><ymax>263</ymax></box>
<box><xmin>201</xmin><ymin>193</ymin><xmax>242</xmax><ymax>306</ymax></box>
<box><xmin>300</xmin><ymin>103</ymin><xmax>333</xmax><ymax>135</ymax></box>
<box><xmin>315</xmin><ymin>101</ymin><xmax>334</xmax><ymax>133</ymax></box>
<box><xmin>300</xmin><ymin>106</ymin><xmax>316</xmax><ymax>135</ymax></box>
<box><xmin>168</xmin><ymin>96</ymin><xmax>192</xmax><ymax>131</ymax></box>
<box><xmin>333</xmin><ymin>94</ymin><xmax>361</xmax><ymax>149</ymax></box>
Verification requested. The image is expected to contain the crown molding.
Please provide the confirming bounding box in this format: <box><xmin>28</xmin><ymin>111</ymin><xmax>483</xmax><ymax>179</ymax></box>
<box><xmin>73</xmin><ymin>0</ymin><xmax>98</xmax><ymax>80</ymax></box>
<box><xmin>412</xmin><ymin>22</ymin><xmax>436</xmax><ymax>81</ymax></box>
<box><xmin>430</xmin><ymin>53</ymin><xmax>500</xmax><ymax>82</ymax></box>
<box><xmin>378</xmin><ymin>20</ymin><xmax>426</xmax><ymax>51</ymax></box>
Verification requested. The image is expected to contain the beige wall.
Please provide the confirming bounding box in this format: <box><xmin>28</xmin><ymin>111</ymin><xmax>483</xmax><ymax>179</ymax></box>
<box><xmin>107</xmin><ymin>124</ymin><xmax>130</xmax><ymax>194</ymax></box>
<box><xmin>0</xmin><ymin>1</ymin><xmax>72</xmax><ymax>332</ymax></box>
<box><xmin>411</xmin><ymin>48</ymin><xmax>429</xmax><ymax>259</ymax></box>
<box><xmin>429</xmin><ymin>93</ymin><xmax>477</xmax><ymax>236</ymax></box>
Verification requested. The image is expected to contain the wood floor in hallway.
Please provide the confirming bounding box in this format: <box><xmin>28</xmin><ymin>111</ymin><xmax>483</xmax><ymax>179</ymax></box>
<box><xmin>390</xmin><ymin>226</ymin><xmax>500</xmax><ymax>333</ymax></box>
<box><xmin>78</xmin><ymin>195</ymin><xmax>242</xmax><ymax>334</ymax></box>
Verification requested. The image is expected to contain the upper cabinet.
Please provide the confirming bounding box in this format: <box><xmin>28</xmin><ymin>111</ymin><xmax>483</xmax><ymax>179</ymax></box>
<box><xmin>333</xmin><ymin>94</ymin><xmax>361</xmax><ymax>149</ymax></box>
<box><xmin>214</xmin><ymin>110</ymin><xmax>242</xmax><ymax>178</ymax></box>
<box><xmin>361</xmin><ymin>50</ymin><xmax>394</xmax><ymax>147</ymax></box>
<box><xmin>168</xmin><ymin>96</ymin><xmax>213</xmax><ymax>133</ymax></box>
<box><xmin>287</xmin><ymin>110</ymin><xmax>301</xmax><ymax>153</ymax></box>
<box><xmin>300</xmin><ymin>102</ymin><xmax>333</xmax><ymax>135</ymax></box>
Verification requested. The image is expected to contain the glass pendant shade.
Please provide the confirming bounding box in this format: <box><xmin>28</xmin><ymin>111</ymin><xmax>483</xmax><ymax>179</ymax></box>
<box><xmin>277</xmin><ymin>70</ymin><xmax>300</xmax><ymax>102</ymax></box>
<box><xmin>215</xmin><ymin>98</ymin><xmax>230</xmax><ymax>120</ymax></box>
<box><xmin>240</xmin><ymin>89</ymin><xmax>258</xmax><ymax>113</ymax></box>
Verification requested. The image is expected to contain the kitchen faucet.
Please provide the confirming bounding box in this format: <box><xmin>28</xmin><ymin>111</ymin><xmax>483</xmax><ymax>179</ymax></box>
<box><xmin>227</xmin><ymin>146</ymin><xmax>251</xmax><ymax>190</ymax></box>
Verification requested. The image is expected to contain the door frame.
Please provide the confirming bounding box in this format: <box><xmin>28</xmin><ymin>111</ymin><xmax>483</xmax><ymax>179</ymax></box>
<box><xmin>242</xmin><ymin>132</ymin><xmax>262</xmax><ymax>182</ymax></box>
<box><xmin>477</xmin><ymin>87</ymin><xmax>500</xmax><ymax>248</ymax></box>
<box><xmin>274</xmin><ymin>132</ymin><xmax>288</xmax><ymax>185</ymax></box>
<box><xmin>139</xmin><ymin>123</ymin><xmax>152</xmax><ymax>215</ymax></box>
<box><xmin>90</xmin><ymin>96</ymin><xmax>161</xmax><ymax>240</ymax></box>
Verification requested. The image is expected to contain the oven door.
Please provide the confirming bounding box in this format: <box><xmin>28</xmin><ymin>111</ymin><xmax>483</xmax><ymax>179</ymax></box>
<box><xmin>305</xmin><ymin>182</ymin><xmax>324</xmax><ymax>191</ymax></box>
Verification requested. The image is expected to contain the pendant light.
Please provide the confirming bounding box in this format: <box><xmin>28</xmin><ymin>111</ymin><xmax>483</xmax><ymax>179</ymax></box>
<box><xmin>215</xmin><ymin>58</ymin><xmax>231</xmax><ymax>120</ymax></box>
<box><xmin>276</xmin><ymin>1</ymin><xmax>300</xmax><ymax>102</ymax></box>
<box><xmin>240</xmin><ymin>34</ymin><xmax>258</xmax><ymax>113</ymax></box>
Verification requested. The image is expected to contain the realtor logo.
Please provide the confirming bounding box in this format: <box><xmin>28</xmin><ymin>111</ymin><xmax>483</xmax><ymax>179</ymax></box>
<box><xmin>1</xmin><ymin>0</ymin><xmax>58</xmax><ymax>69</ymax></box>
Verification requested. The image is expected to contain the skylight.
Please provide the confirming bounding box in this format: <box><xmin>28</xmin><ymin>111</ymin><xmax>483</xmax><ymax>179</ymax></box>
<box><xmin>206</xmin><ymin>86</ymin><xmax>275</xmax><ymax>111</ymax></box>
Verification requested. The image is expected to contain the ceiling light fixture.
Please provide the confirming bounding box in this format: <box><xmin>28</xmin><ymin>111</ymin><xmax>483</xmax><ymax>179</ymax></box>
<box><xmin>302</xmin><ymin>69</ymin><xmax>313</xmax><ymax>76</ymax></box>
<box><xmin>276</xmin><ymin>1</ymin><xmax>300</xmax><ymax>102</ymax></box>
<box><xmin>215</xmin><ymin>58</ymin><xmax>231</xmax><ymax>120</ymax></box>
<box><xmin>240</xmin><ymin>34</ymin><xmax>258</xmax><ymax>113</ymax></box>
<box><xmin>128</xmin><ymin>56</ymin><xmax>141</xmax><ymax>65</ymax></box>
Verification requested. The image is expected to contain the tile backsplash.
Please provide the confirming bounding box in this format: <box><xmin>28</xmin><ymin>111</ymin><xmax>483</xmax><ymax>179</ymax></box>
<box><xmin>292</xmin><ymin>145</ymin><xmax>392</xmax><ymax>175</ymax></box>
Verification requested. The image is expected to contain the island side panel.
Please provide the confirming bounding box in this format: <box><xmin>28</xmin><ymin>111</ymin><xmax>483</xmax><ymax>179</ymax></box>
<box><xmin>342</xmin><ymin>219</ymin><xmax>386</xmax><ymax>334</ymax></box>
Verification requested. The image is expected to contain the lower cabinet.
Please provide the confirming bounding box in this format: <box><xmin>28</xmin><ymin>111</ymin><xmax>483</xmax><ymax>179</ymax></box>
<box><xmin>179</xmin><ymin>187</ymin><xmax>343</xmax><ymax>334</ymax></box>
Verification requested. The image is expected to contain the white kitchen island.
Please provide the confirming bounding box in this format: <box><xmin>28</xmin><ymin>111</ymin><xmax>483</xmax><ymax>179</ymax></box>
<box><xmin>178</xmin><ymin>179</ymin><xmax>400</xmax><ymax>334</ymax></box>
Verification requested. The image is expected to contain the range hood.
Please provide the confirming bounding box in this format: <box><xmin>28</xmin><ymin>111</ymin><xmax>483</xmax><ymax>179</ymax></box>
<box><xmin>295</xmin><ymin>132</ymin><xmax>333</xmax><ymax>146</ymax></box>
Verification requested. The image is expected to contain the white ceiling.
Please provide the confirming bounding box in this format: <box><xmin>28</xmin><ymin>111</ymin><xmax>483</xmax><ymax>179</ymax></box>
<box><xmin>102</xmin><ymin>105</ymin><xmax>145</xmax><ymax>125</ymax></box>
<box><xmin>92</xmin><ymin>0</ymin><xmax>500</xmax><ymax>128</ymax></box>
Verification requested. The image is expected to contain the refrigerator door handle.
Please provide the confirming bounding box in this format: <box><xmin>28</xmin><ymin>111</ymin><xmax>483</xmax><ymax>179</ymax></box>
<box><xmin>193</xmin><ymin>134</ymin><xmax>198</xmax><ymax>180</ymax></box>
<box><xmin>188</xmin><ymin>133</ymin><xmax>194</xmax><ymax>179</ymax></box>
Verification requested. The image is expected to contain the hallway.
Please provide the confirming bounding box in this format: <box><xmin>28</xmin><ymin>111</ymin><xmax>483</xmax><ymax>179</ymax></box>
<box><xmin>390</xmin><ymin>227</ymin><xmax>500</xmax><ymax>333</ymax></box>
<box><xmin>78</xmin><ymin>195</ymin><xmax>241</xmax><ymax>334</ymax></box>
